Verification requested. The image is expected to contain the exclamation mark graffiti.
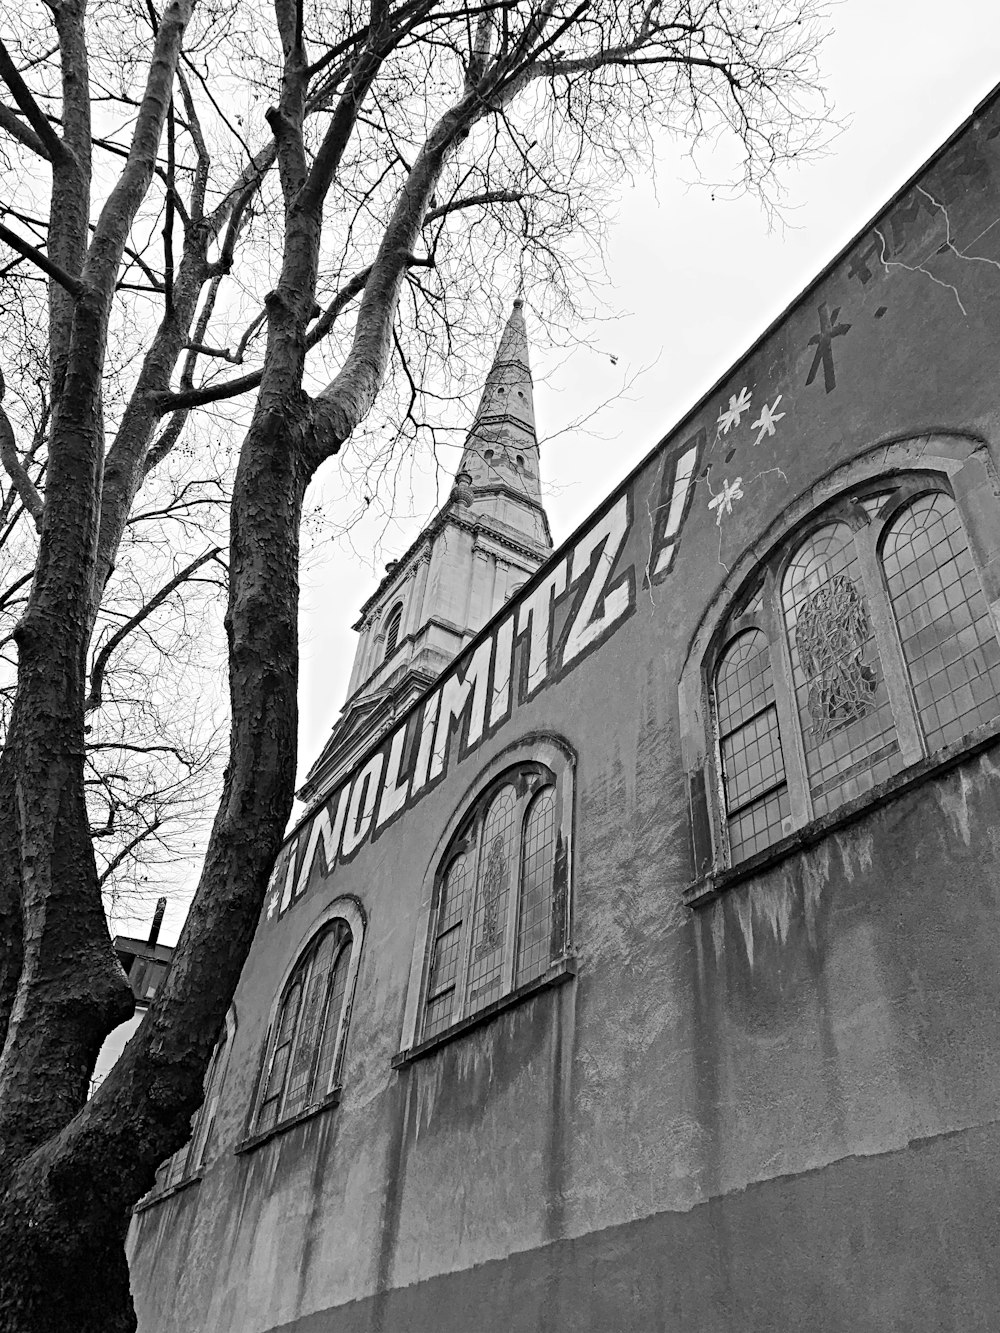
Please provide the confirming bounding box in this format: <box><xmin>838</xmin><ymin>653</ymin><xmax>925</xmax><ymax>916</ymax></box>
<box><xmin>648</xmin><ymin>430</ymin><xmax>702</xmax><ymax>581</ymax></box>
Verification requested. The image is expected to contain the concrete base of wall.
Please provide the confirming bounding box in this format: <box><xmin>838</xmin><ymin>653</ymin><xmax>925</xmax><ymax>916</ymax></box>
<box><xmin>266</xmin><ymin>1119</ymin><xmax>1000</xmax><ymax>1333</ymax></box>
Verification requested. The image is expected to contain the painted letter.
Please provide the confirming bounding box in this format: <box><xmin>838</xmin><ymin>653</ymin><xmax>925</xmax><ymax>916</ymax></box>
<box><xmin>294</xmin><ymin>785</ymin><xmax>350</xmax><ymax>898</ymax></box>
<box><xmin>563</xmin><ymin>494</ymin><xmax>633</xmax><ymax>666</ymax></box>
<box><xmin>376</xmin><ymin>723</ymin><xmax>411</xmax><ymax>828</ymax></box>
<box><xmin>410</xmin><ymin>690</ymin><xmax>441</xmax><ymax>797</ymax></box>
<box><xmin>278</xmin><ymin>835</ymin><xmax>301</xmax><ymax>914</ymax></box>
<box><xmin>516</xmin><ymin>561</ymin><xmax>568</xmax><ymax>698</ymax></box>
<box><xmin>489</xmin><ymin>616</ymin><xmax>515</xmax><ymax>727</ymax></box>
<box><xmin>341</xmin><ymin>750</ymin><xmax>386</xmax><ymax>857</ymax></box>
<box><xmin>430</xmin><ymin>638</ymin><xmax>493</xmax><ymax>781</ymax></box>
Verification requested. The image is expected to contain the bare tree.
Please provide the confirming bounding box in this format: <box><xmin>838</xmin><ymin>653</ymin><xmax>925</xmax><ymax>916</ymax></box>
<box><xmin>0</xmin><ymin>335</ymin><xmax>229</xmax><ymax>920</ymax></box>
<box><xmin>0</xmin><ymin>0</ymin><xmax>833</xmax><ymax>1327</ymax></box>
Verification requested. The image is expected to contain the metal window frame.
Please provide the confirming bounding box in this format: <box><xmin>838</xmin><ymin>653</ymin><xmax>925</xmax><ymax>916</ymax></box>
<box><xmin>705</xmin><ymin>470</ymin><xmax>1000</xmax><ymax>872</ymax></box>
<box><xmin>251</xmin><ymin>918</ymin><xmax>357</xmax><ymax>1134</ymax></box>
<box><xmin>420</xmin><ymin>763</ymin><xmax>560</xmax><ymax>1040</ymax></box>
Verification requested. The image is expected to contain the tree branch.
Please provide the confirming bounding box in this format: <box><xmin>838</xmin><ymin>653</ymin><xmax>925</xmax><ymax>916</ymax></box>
<box><xmin>0</xmin><ymin>39</ymin><xmax>65</xmax><ymax>162</ymax></box>
<box><xmin>85</xmin><ymin>547</ymin><xmax>221</xmax><ymax>713</ymax></box>
<box><xmin>424</xmin><ymin>187</ymin><xmax>524</xmax><ymax>222</ymax></box>
<box><xmin>0</xmin><ymin>405</ymin><xmax>43</xmax><ymax>531</ymax></box>
<box><xmin>0</xmin><ymin>222</ymin><xmax>83</xmax><ymax>296</ymax></box>
<box><xmin>0</xmin><ymin>102</ymin><xmax>49</xmax><ymax>158</ymax></box>
<box><xmin>84</xmin><ymin>0</ymin><xmax>193</xmax><ymax>295</ymax></box>
<box><xmin>156</xmin><ymin>263</ymin><xmax>374</xmax><ymax>411</ymax></box>
<box><xmin>96</xmin><ymin>818</ymin><xmax>164</xmax><ymax>888</ymax></box>
<box><xmin>0</xmin><ymin>569</ymin><xmax>33</xmax><ymax>616</ymax></box>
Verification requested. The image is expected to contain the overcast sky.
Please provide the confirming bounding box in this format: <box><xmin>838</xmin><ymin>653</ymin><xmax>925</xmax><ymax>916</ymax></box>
<box><xmin>140</xmin><ymin>3</ymin><xmax>1000</xmax><ymax>946</ymax></box>
<box><xmin>297</xmin><ymin>3</ymin><xmax>1000</xmax><ymax>774</ymax></box>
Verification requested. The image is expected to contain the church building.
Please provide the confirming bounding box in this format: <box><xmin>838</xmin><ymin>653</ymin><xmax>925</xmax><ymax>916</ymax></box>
<box><xmin>129</xmin><ymin>85</ymin><xmax>1000</xmax><ymax>1332</ymax></box>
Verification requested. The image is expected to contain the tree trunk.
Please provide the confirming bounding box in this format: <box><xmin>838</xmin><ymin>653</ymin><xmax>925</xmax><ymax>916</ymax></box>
<box><xmin>0</xmin><ymin>390</ymin><xmax>312</xmax><ymax>1333</ymax></box>
<box><xmin>0</xmin><ymin>292</ymin><xmax>137</xmax><ymax>1157</ymax></box>
<box><xmin>0</xmin><ymin>1143</ymin><xmax>136</xmax><ymax>1333</ymax></box>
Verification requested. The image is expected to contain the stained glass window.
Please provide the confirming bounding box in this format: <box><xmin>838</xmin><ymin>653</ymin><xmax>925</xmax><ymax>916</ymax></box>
<box><xmin>782</xmin><ymin>523</ymin><xmax>903</xmax><ymax>816</ymax></box>
<box><xmin>882</xmin><ymin>492</ymin><xmax>1000</xmax><ymax>749</ymax></box>
<box><xmin>422</xmin><ymin>852</ymin><xmax>472</xmax><ymax>1041</ymax></box>
<box><xmin>465</xmin><ymin>786</ymin><xmax>518</xmax><ymax>1011</ymax></box>
<box><xmin>256</xmin><ymin>980</ymin><xmax>301</xmax><ymax>1133</ymax></box>
<box><xmin>420</xmin><ymin>763</ymin><xmax>567</xmax><ymax>1043</ymax></box>
<box><xmin>714</xmin><ymin>629</ymin><xmax>789</xmax><ymax>861</ymax></box>
<box><xmin>253</xmin><ymin>921</ymin><xmax>353</xmax><ymax>1134</ymax></box>
<box><xmin>707</xmin><ymin>477</ymin><xmax>1000</xmax><ymax>870</ymax></box>
<box><xmin>515</xmin><ymin>788</ymin><xmax>557</xmax><ymax>987</ymax></box>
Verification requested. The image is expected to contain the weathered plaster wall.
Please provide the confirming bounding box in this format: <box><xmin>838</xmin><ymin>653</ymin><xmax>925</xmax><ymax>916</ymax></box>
<box><xmin>129</xmin><ymin>89</ymin><xmax>1000</xmax><ymax>1332</ymax></box>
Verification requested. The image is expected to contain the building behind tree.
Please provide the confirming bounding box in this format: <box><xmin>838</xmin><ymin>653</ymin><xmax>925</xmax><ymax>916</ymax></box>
<box><xmin>128</xmin><ymin>85</ymin><xmax>1000</xmax><ymax>1333</ymax></box>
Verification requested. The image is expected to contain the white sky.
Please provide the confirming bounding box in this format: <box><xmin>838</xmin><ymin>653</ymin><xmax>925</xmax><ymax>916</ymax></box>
<box><xmin>145</xmin><ymin>2</ymin><xmax>1000</xmax><ymax>946</ymax></box>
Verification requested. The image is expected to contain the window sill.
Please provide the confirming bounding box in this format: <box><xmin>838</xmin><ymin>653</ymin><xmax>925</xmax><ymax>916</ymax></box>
<box><xmin>685</xmin><ymin>717</ymin><xmax>1000</xmax><ymax>909</ymax></box>
<box><xmin>392</xmin><ymin>957</ymin><xmax>577</xmax><ymax>1068</ymax></box>
<box><xmin>133</xmin><ymin>1172</ymin><xmax>202</xmax><ymax>1214</ymax></box>
<box><xmin>234</xmin><ymin>1087</ymin><xmax>343</xmax><ymax>1155</ymax></box>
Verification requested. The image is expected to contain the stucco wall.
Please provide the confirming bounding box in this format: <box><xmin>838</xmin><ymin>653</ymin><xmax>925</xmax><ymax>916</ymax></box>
<box><xmin>129</xmin><ymin>88</ymin><xmax>1000</xmax><ymax>1332</ymax></box>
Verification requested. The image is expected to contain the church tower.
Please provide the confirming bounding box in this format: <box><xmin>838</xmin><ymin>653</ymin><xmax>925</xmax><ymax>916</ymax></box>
<box><xmin>299</xmin><ymin>299</ymin><xmax>553</xmax><ymax>805</ymax></box>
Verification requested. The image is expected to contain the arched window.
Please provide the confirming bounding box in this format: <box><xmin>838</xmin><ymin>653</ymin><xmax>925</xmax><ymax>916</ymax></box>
<box><xmin>149</xmin><ymin>1010</ymin><xmax>236</xmax><ymax>1196</ymax></box>
<box><xmin>714</xmin><ymin>628</ymin><xmax>788</xmax><ymax>862</ymax></box>
<box><xmin>704</xmin><ymin>476</ymin><xmax>1000</xmax><ymax>868</ymax></box>
<box><xmin>252</xmin><ymin>918</ymin><xmax>356</xmax><ymax>1135</ymax></box>
<box><xmin>881</xmin><ymin>492</ymin><xmax>1000</xmax><ymax>749</ymax></box>
<box><xmin>420</xmin><ymin>761</ymin><xmax>569</xmax><ymax>1043</ymax></box>
<box><xmin>781</xmin><ymin>521</ymin><xmax>900</xmax><ymax>817</ymax></box>
<box><xmin>384</xmin><ymin>604</ymin><xmax>403</xmax><ymax>660</ymax></box>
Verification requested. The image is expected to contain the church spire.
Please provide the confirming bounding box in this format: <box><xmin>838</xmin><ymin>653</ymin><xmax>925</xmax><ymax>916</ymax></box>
<box><xmin>298</xmin><ymin>297</ymin><xmax>552</xmax><ymax>805</ymax></box>
<box><xmin>450</xmin><ymin>298</ymin><xmax>545</xmax><ymax>522</ymax></box>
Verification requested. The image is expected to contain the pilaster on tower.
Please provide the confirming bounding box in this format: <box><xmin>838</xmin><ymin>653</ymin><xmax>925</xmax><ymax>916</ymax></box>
<box><xmin>299</xmin><ymin>298</ymin><xmax>554</xmax><ymax>806</ymax></box>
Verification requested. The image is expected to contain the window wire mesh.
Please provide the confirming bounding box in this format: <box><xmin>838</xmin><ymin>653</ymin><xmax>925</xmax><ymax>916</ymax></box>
<box><xmin>783</xmin><ymin>522</ymin><xmax>902</xmax><ymax>816</ymax></box>
<box><xmin>882</xmin><ymin>492</ymin><xmax>1000</xmax><ymax>750</ymax></box>
<box><xmin>515</xmin><ymin>788</ymin><xmax>557</xmax><ymax>987</ymax></box>
<box><xmin>255</xmin><ymin>979</ymin><xmax>301</xmax><ymax>1133</ymax></box>
<box><xmin>859</xmin><ymin>492</ymin><xmax>896</xmax><ymax>523</ymax></box>
<box><xmin>312</xmin><ymin>934</ymin><xmax>352</xmax><ymax>1100</ymax></box>
<box><xmin>185</xmin><ymin>1027</ymin><xmax>229</xmax><ymax>1174</ymax></box>
<box><xmin>420</xmin><ymin>766</ymin><xmax>563</xmax><ymax>1042</ymax></box>
<box><xmin>281</xmin><ymin>928</ymin><xmax>347</xmax><ymax>1120</ymax></box>
<box><xmin>715</xmin><ymin>629</ymin><xmax>788</xmax><ymax>861</ymax></box>
<box><xmin>422</xmin><ymin>852</ymin><xmax>472</xmax><ymax>1041</ymax></box>
<box><xmin>281</xmin><ymin>932</ymin><xmax>334</xmax><ymax>1119</ymax></box>
<box><xmin>157</xmin><ymin>1138</ymin><xmax>192</xmax><ymax>1192</ymax></box>
<box><xmin>465</xmin><ymin>786</ymin><xmax>518</xmax><ymax>1013</ymax></box>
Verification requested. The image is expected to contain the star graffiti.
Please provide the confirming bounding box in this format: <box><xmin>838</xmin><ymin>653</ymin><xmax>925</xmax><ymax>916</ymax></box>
<box><xmin>805</xmin><ymin>301</ymin><xmax>851</xmax><ymax>393</ymax></box>
<box><xmin>717</xmin><ymin>387</ymin><xmax>752</xmax><ymax>435</ymax></box>
<box><xmin>708</xmin><ymin>476</ymin><xmax>744</xmax><ymax>525</ymax></box>
<box><xmin>751</xmin><ymin>394</ymin><xmax>785</xmax><ymax>446</ymax></box>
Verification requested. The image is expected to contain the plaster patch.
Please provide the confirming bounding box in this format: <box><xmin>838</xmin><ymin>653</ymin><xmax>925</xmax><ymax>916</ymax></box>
<box><xmin>937</xmin><ymin>769</ymin><xmax>973</xmax><ymax>845</ymax></box>
<box><xmin>752</xmin><ymin>876</ymin><xmax>794</xmax><ymax>947</ymax></box>
<box><xmin>734</xmin><ymin>892</ymin><xmax>755</xmax><ymax>968</ymax></box>
<box><xmin>802</xmin><ymin>842</ymin><xmax>829</xmax><ymax>947</ymax></box>
<box><xmin>414</xmin><ymin>1058</ymin><xmax>445</xmax><ymax>1140</ymax></box>
<box><xmin>836</xmin><ymin>828</ymin><xmax>873</xmax><ymax>883</ymax></box>
<box><xmin>710</xmin><ymin>901</ymin><xmax>726</xmax><ymax>964</ymax></box>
